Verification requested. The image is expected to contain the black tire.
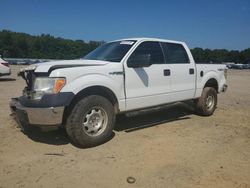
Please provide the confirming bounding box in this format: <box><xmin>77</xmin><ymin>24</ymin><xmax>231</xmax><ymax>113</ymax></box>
<box><xmin>195</xmin><ymin>87</ymin><xmax>217</xmax><ymax>116</ymax></box>
<box><xmin>66</xmin><ymin>95</ymin><xmax>115</xmax><ymax>148</ymax></box>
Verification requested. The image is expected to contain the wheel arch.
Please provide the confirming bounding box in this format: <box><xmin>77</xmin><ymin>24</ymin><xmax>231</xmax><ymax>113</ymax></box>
<box><xmin>204</xmin><ymin>78</ymin><xmax>218</xmax><ymax>92</ymax></box>
<box><xmin>63</xmin><ymin>85</ymin><xmax>119</xmax><ymax>125</ymax></box>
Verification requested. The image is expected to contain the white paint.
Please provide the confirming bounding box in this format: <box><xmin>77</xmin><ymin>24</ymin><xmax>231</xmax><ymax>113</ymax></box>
<box><xmin>0</xmin><ymin>57</ymin><xmax>11</xmax><ymax>76</ymax></box>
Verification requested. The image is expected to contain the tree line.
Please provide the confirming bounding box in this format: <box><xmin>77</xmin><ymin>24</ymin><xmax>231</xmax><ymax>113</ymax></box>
<box><xmin>0</xmin><ymin>30</ymin><xmax>102</xmax><ymax>59</ymax></box>
<box><xmin>191</xmin><ymin>48</ymin><xmax>250</xmax><ymax>64</ymax></box>
<box><xmin>0</xmin><ymin>30</ymin><xmax>249</xmax><ymax>63</ymax></box>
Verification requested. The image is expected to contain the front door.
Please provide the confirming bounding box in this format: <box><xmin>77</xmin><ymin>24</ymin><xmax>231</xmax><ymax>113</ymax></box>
<box><xmin>124</xmin><ymin>41</ymin><xmax>171</xmax><ymax>111</ymax></box>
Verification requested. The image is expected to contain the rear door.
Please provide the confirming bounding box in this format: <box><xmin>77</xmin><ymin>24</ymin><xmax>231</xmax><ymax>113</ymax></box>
<box><xmin>161</xmin><ymin>42</ymin><xmax>196</xmax><ymax>102</ymax></box>
<box><xmin>124</xmin><ymin>41</ymin><xmax>171</xmax><ymax>110</ymax></box>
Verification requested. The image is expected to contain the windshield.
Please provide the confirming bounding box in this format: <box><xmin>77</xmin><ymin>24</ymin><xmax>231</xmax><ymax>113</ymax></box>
<box><xmin>83</xmin><ymin>40</ymin><xmax>136</xmax><ymax>62</ymax></box>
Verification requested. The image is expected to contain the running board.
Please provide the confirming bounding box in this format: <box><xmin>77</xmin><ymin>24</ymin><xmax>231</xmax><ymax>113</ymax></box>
<box><xmin>125</xmin><ymin>102</ymin><xmax>181</xmax><ymax>117</ymax></box>
<box><xmin>125</xmin><ymin>101</ymin><xmax>195</xmax><ymax>117</ymax></box>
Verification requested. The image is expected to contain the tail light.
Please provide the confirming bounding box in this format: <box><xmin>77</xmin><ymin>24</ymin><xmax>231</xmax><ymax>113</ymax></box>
<box><xmin>1</xmin><ymin>62</ymin><xmax>9</xmax><ymax>67</ymax></box>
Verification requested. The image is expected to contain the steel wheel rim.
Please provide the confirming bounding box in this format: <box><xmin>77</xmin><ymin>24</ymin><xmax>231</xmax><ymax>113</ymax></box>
<box><xmin>82</xmin><ymin>106</ymin><xmax>108</xmax><ymax>137</ymax></box>
<box><xmin>205</xmin><ymin>95</ymin><xmax>215</xmax><ymax>111</ymax></box>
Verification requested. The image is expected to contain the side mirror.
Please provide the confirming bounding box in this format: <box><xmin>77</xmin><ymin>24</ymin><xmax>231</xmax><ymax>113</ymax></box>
<box><xmin>127</xmin><ymin>54</ymin><xmax>151</xmax><ymax>68</ymax></box>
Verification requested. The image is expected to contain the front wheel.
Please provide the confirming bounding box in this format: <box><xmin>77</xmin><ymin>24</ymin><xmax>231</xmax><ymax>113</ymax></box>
<box><xmin>195</xmin><ymin>87</ymin><xmax>217</xmax><ymax>116</ymax></box>
<box><xmin>66</xmin><ymin>95</ymin><xmax>115</xmax><ymax>148</ymax></box>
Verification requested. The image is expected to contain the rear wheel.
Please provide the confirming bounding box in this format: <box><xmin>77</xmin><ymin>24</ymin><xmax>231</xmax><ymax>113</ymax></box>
<box><xmin>195</xmin><ymin>87</ymin><xmax>217</xmax><ymax>116</ymax></box>
<box><xmin>66</xmin><ymin>95</ymin><xmax>115</xmax><ymax>148</ymax></box>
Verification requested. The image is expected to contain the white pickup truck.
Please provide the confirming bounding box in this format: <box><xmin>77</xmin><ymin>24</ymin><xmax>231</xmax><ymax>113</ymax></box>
<box><xmin>10</xmin><ymin>38</ymin><xmax>227</xmax><ymax>147</ymax></box>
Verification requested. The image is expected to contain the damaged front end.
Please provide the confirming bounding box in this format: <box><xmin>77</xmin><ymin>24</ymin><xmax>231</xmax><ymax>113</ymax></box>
<box><xmin>9</xmin><ymin>65</ymin><xmax>71</xmax><ymax>132</ymax></box>
<box><xmin>18</xmin><ymin>65</ymin><xmax>38</xmax><ymax>97</ymax></box>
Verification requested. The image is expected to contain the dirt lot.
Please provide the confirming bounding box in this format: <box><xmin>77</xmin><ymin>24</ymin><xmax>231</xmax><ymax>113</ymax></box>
<box><xmin>0</xmin><ymin>66</ymin><xmax>249</xmax><ymax>188</ymax></box>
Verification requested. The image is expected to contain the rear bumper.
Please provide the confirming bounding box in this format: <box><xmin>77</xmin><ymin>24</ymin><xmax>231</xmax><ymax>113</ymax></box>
<box><xmin>10</xmin><ymin>98</ymin><xmax>64</xmax><ymax>128</ymax></box>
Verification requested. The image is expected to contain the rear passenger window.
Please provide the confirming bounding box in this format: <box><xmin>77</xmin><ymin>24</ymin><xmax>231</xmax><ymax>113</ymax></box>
<box><xmin>161</xmin><ymin>43</ymin><xmax>189</xmax><ymax>64</ymax></box>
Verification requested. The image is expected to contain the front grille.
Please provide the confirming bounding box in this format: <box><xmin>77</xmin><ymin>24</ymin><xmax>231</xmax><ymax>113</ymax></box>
<box><xmin>25</xmin><ymin>70</ymin><xmax>35</xmax><ymax>90</ymax></box>
<box><xmin>19</xmin><ymin>70</ymin><xmax>36</xmax><ymax>98</ymax></box>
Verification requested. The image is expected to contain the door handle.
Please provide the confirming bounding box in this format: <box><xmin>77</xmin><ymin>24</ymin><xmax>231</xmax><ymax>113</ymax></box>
<box><xmin>163</xmin><ymin>69</ymin><xmax>171</xmax><ymax>76</ymax></box>
<box><xmin>189</xmin><ymin>68</ymin><xmax>194</xmax><ymax>75</ymax></box>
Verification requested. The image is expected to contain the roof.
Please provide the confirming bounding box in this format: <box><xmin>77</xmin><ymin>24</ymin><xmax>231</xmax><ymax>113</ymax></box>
<box><xmin>111</xmin><ymin>37</ymin><xmax>185</xmax><ymax>45</ymax></box>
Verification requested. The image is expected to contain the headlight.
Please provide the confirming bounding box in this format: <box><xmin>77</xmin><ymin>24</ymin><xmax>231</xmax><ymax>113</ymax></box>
<box><xmin>33</xmin><ymin>77</ymin><xmax>66</xmax><ymax>100</ymax></box>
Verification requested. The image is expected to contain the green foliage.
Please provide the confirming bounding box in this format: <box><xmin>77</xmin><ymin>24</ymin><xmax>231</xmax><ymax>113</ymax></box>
<box><xmin>191</xmin><ymin>48</ymin><xmax>250</xmax><ymax>64</ymax></box>
<box><xmin>0</xmin><ymin>30</ymin><xmax>102</xmax><ymax>59</ymax></box>
<box><xmin>0</xmin><ymin>30</ymin><xmax>249</xmax><ymax>63</ymax></box>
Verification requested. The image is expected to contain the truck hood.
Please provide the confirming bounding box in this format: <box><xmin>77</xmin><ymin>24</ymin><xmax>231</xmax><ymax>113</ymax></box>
<box><xmin>21</xmin><ymin>59</ymin><xmax>109</xmax><ymax>73</ymax></box>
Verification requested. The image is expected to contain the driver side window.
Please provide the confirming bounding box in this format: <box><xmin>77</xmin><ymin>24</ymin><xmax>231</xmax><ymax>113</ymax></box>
<box><xmin>128</xmin><ymin>41</ymin><xmax>165</xmax><ymax>66</ymax></box>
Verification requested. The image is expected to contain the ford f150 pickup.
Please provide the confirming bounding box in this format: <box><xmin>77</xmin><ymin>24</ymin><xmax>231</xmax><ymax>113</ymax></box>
<box><xmin>10</xmin><ymin>38</ymin><xmax>228</xmax><ymax>147</ymax></box>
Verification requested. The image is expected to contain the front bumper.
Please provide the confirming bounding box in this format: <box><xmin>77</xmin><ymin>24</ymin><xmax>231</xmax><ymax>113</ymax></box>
<box><xmin>10</xmin><ymin>98</ymin><xmax>64</xmax><ymax>129</ymax></box>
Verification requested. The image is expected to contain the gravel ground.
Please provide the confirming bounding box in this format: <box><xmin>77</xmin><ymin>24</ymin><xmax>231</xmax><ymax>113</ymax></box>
<box><xmin>0</xmin><ymin>66</ymin><xmax>249</xmax><ymax>188</ymax></box>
